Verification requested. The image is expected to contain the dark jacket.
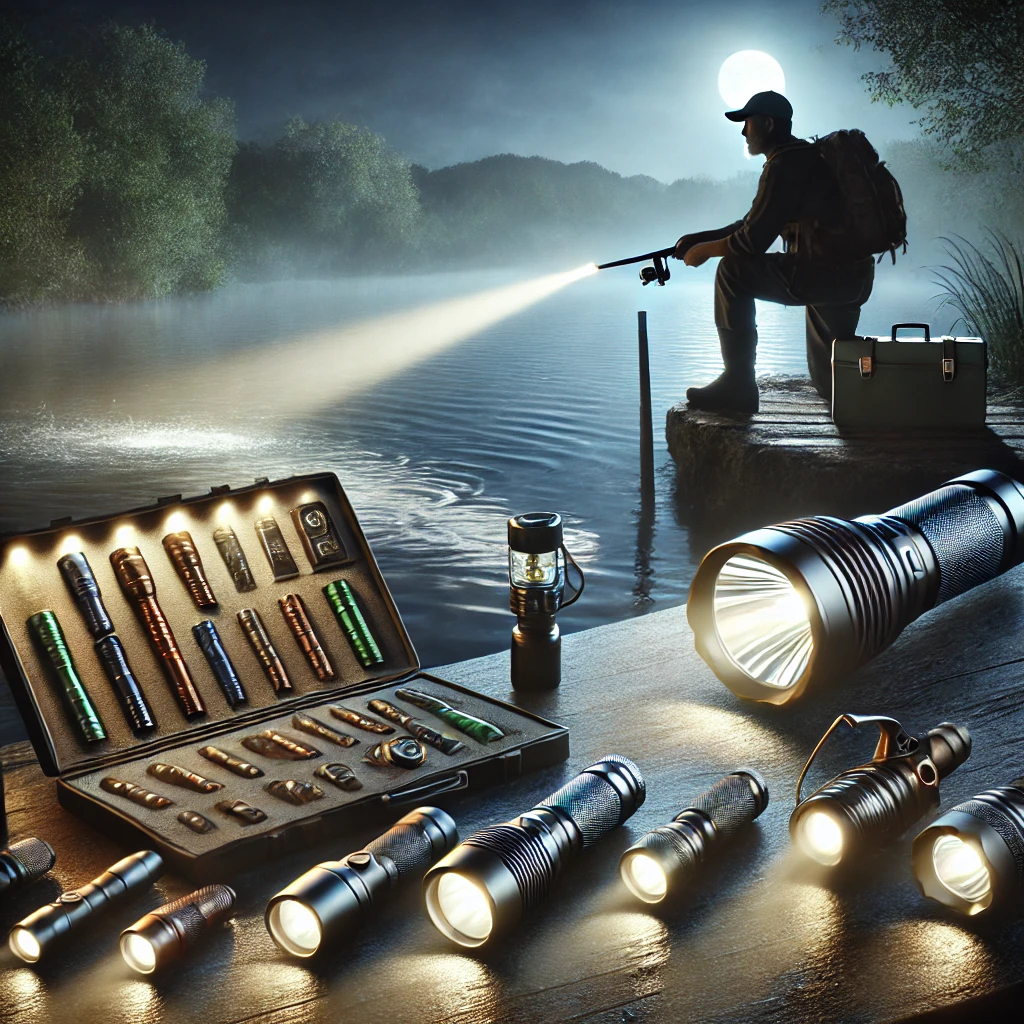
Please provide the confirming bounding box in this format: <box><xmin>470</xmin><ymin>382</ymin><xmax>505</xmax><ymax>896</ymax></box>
<box><xmin>714</xmin><ymin>138</ymin><xmax>848</xmax><ymax>262</ymax></box>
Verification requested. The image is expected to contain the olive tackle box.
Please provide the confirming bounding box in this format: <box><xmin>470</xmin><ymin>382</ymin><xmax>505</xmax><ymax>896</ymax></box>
<box><xmin>831</xmin><ymin>322</ymin><xmax>987</xmax><ymax>429</ymax></box>
<box><xmin>0</xmin><ymin>473</ymin><xmax>569</xmax><ymax>880</ymax></box>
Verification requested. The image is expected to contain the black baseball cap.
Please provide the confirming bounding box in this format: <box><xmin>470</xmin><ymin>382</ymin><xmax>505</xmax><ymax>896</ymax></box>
<box><xmin>724</xmin><ymin>90</ymin><xmax>793</xmax><ymax>121</ymax></box>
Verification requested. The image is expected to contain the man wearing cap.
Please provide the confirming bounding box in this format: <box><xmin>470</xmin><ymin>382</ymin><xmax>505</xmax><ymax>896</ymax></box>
<box><xmin>676</xmin><ymin>90</ymin><xmax>875</xmax><ymax>413</ymax></box>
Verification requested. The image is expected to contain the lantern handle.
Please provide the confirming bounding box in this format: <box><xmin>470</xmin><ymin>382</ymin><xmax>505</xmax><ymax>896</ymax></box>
<box><xmin>559</xmin><ymin>544</ymin><xmax>585</xmax><ymax>608</ymax></box>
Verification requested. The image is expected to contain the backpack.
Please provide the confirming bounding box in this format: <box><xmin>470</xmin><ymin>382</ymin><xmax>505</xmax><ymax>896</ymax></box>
<box><xmin>812</xmin><ymin>129</ymin><xmax>908</xmax><ymax>263</ymax></box>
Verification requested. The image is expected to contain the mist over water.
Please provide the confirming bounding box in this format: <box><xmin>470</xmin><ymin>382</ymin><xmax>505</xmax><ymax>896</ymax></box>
<box><xmin>0</xmin><ymin>266</ymin><xmax>956</xmax><ymax>738</ymax></box>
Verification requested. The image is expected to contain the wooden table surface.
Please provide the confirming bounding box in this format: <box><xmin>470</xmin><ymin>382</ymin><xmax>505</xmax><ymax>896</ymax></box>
<box><xmin>3</xmin><ymin>583</ymin><xmax>1024</xmax><ymax>1024</ymax></box>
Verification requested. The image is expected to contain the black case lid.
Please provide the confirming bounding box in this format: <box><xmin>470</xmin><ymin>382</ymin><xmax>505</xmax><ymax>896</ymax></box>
<box><xmin>0</xmin><ymin>473</ymin><xmax>419</xmax><ymax>777</ymax></box>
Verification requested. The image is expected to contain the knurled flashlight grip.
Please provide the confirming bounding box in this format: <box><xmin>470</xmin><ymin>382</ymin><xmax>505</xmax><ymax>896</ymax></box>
<box><xmin>685</xmin><ymin>769</ymin><xmax>769</xmax><ymax>837</ymax></box>
<box><xmin>363</xmin><ymin>807</ymin><xmax>459</xmax><ymax>881</ymax></box>
<box><xmin>538</xmin><ymin>754</ymin><xmax>646</xmax><ymax>847</ymax></box>
<box><xmin>881</xmin><ymin>470</ymin><xmax>1024</xmax><ymax>604</ymax></box>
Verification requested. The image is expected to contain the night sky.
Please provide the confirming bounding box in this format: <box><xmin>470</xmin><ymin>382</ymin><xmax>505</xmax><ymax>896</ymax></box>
<box><xmin>20</xmin><ymin>0</ymin><xmax>919</xmax><ymax>181</ymax></box>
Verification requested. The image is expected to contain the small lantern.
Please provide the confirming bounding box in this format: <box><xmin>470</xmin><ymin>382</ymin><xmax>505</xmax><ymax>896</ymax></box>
<box><xmin>507</xmin><ymin>512</ymin><xmax>584</xmax><ymax>691</ymax></box>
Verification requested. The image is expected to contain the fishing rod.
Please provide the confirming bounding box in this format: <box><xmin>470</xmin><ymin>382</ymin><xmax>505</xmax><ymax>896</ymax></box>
<box><xmin>596</xmin><ymin>246</ymin><xmax>676</xmax><ymax>286</ymax></box>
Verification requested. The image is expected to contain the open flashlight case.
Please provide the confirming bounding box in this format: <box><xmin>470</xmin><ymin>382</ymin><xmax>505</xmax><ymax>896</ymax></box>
<box><xmin>0</xmin><ymin>473</ymin><xmax>568</xmax><ymax>881</ymax></box>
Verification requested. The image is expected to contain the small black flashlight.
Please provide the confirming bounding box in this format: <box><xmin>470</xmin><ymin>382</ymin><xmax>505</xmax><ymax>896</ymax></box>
<box><xmin>423</xmin><ymin>754</ymin><xmax>645</xmax><ymax>947</ymax></box>
<box><xmin>120</xmin><ymin>884</ymin><xmax>236</xmax><ymax>973</ymax></box>
<box><xmin>789</xmin><ymin>714</ymin><xmax>971</xmax><ymax>868</ymax></box>
<box><xmin>265</xmin><ymin>806</ymin><xmax>458</xmax><ymax>957</ymax></box>
<box><xmin>507</xmin><ymin>512</ymin><xmax>584</xmax><ymax>691</ymax></box>
<box><xmin>687</xmin><ymin>469</ymin><xmax>1024</xmax><ymax>704</ymax></box>
<box><xmin>912</xmin><ymin>776</ymin><xmax>1024</xmax><ymax>917</ymax></box>
<box><xmin>619</xmin><ymin>770</ymin><xmax>768</xmax><ymax>904</ymax></box>
<box><xmin>0</xmin><ymin>838</ymin><xmax>56</xmax><ymax>899</ymax></box>
<box><xmin>8</xmin><ymin>850</ymin><xmax>164</xmax><ymax>963</ymax></box>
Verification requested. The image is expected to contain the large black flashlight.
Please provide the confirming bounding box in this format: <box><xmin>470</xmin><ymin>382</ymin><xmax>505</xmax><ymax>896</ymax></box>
<box><xmin>508</xmin><ymin>512</ymin><xmax>584</xmax><ymax>691</ymax></box>
<box><xmin>0</xmin><ymin>839</ymin><xmax>56</xmax><ymax>899</ymax></box>
<box><xmin>265</xmin><ymin>806</ymin><xmax>458</xmax><ymax>957</ymax></box>
<box><xmin>687</xmin><ymin>470</ymin><xmax>1024</xmax><ymax>704</ymax></box>
<box><xmin>619</xmin><ymin>770</ymin><xmax>768</xmax><ymax>904</ymax></box>
<box><xmin>120</xmin><ymin>884</ymin><xmax>236</xmax><ymax>973</ymax></box>
<box><xmin>789</xmin><ymin>715</ymin><xmax>971</xmax><ymax>868</ymax></box>
<box><xmin>423</xmin><ymin>754</ymin><xmax>645</xmax><ymax>947</ymax></box>
<box><xmin>912</xmin><ymin>776</ymin><xmax>1024</xmax><ymax>917</ymax></box>
<box><xmin>8</xmin><ymin>850</ymin><xmax>163</xmax><ymax>963</ymax></box>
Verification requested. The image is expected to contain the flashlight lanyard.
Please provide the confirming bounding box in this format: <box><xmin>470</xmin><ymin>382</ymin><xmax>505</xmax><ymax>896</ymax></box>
<box><xmin>795</xmin><ymin>714</ymin><xmax>924</xmax><ymax>807</ymax></box>
<box><xmin>559</xmin><ymin>545</ymin><xmax>585</xmax><ymax>608</ymax></box>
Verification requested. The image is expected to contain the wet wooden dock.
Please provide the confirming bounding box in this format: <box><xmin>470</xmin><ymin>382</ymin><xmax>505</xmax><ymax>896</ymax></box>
<box><xmin>666</xmin><ymin>376</ymin><xmax>1024</xmax><ymax>525</ymax></box>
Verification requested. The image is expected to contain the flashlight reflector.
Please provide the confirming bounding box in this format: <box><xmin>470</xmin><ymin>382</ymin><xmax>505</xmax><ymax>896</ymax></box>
<box><xmin>266</xmin><ymin>899</ymin><xmax>323</xmax><ymax>957</ymax></box>
<box><xmin>931</xmin><ymin>835</ymin><xmax>991</xmax><ymax>904</ymax></box>
<box><xmin>912</xmin><ymin>776</ymin><xmax>1024</xmax><ymax>916</ymax></box>
<box><xmin>432</xmin><ymin>873</ymin><xmax>493</xmax><ymax>944</ymax></box>
<box><xmin>796</xmin><ymin>810</ymin><xmax>845</xmax><ymax>866</ymax></box>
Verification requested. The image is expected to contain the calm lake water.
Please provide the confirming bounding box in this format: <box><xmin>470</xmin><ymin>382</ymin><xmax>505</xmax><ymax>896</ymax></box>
<box><xmin>0</xmin><ymin>265</ymin><xmax>957</xmax><ymax>741</ymax></box>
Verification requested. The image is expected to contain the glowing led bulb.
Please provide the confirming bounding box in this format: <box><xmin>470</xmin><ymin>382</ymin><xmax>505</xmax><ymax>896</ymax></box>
<box><xmin>932</xmin><ymin>835</ymin><xmax>992</xmax><ymax>904</ymax></box>
<box><xmin>121</xmin><ymin>932</ymin><xmax>157</xmax><ymax>974</ymax></box>
<box><xmin>434</xmin><ymin>873</ymin><xmax>493</xmax><ymax>943</ymax></box>
<box><xmin>267</xmin><ymin>899</ymin><xmax>323</xmax><ymax>957</ymax></box>
<box><xmin>7</xmin><ymin>546</ymin><xmax>29</xmax><ymax>568</ymax></box>
<box><xmin>164</xmin><ymin>511</ymin><xmax>187</xmax><ymax>533</ymax></box>
<box><xmin>799</xmin><ymin>811</ymin><xmax>844</xmax><ymax>866</ymax></box>
<box><xmin>623</xmin><ymin>853</ymin><xmax>668</xmax><ymax>903</ymax></box>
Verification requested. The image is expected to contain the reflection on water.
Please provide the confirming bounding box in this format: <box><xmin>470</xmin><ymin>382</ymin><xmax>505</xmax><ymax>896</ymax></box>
<box><xmin>0</xmin><ymin>270</ymin><xmax>952</xmax><ymax>676</ymax></box>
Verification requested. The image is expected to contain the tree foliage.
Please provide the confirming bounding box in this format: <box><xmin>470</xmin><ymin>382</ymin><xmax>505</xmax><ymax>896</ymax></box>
<box><xmin>66</xmin><ymin>24</ymin><xmax>236</xmax><ymax>299</ymax></box>
<box><xmin>822</xmin><ymin>1</ymin><xmax>1024</xmax><ymax>159</ymax></box>
<box><xmin>0</xmin><ymin>22</ymin><xmax>84</xmax><ymax>306</ymax></box>
<box><xmin>228</xmin><ymin>117</ymin><xmax>420</xmax><ymax>276</ymax></box>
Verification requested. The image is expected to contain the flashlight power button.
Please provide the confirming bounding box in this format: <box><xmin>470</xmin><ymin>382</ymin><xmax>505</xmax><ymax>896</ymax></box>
<box><xmin>58</xmin><ymin>892</ymin><xmax>84</xmax><ymax>904</ymax></box>
<box><xmin>348</xmin><ymin>853</ymin><xmax>372</xmax><ymax>869</ymax></box>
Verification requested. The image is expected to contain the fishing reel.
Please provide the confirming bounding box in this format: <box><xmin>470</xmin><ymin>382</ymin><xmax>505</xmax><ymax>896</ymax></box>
<box><xmin>640</xmin><ymin>254</ymin><xmax>670</xmax><ymax>287</ymax></box>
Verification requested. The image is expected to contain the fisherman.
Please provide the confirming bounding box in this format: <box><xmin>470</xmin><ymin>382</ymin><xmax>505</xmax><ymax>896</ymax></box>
<box><xmin>676</xmin><ymin>91</ymin><xmax>875</xmax><ymax>414</ymax></box>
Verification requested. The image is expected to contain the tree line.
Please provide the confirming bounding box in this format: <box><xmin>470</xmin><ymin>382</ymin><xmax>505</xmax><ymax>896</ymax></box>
<box><xmin>2</xmin><ymin>6</ymin><xmax>1022</xmax><ymax>307</ymax></box>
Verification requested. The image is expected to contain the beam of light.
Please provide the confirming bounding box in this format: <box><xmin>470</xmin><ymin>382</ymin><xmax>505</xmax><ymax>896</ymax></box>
<box><xmin>7</xmin><ymin>546</ymin><xmax>29</xmax><ymax>568</ymax></box>
<box><xmin>718</xmin><ymin>51</ymin><xmax>785</xmax><ymax>108</ymax></box>
<box><xmin>68</xmin><ymin>265</ymin><xmax>600</xmax><ymax>425</ymax></box>
<box><xmin>164</xmin><ymin>511</ymin><xmax>187</xmax><ymax>533</ymax></box>
<box><xmin>215</xmin><ymin>501</ymin><xmax>236</xmax><ymax>524</ymax></box>
<box><xmin>58</xmin><ymin>534</ymin><xmax>84</xmax><ymax>556</ymax></box>
<box><xmin>114</xmin><ymin>524</ymin><xmax>136</xmax><ymax>546</ymax></box>
<box><xmin>256</xmin><ymin>493</ymin><xmax>275</xmax><ymax>515</ymax></box>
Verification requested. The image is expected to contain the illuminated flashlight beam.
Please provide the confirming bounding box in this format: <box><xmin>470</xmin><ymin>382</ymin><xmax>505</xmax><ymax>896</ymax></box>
<box><xmin>94</xmin><ymin>265</ymin><xmax>599</xmax><ymax>422</ymax></box>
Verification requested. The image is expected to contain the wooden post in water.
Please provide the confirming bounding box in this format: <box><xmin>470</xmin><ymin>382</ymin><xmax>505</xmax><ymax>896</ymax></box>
<box><xmin>638</xmin><ymin>311</ymin><xmax>655</xmax><ymax>498</ymax></box>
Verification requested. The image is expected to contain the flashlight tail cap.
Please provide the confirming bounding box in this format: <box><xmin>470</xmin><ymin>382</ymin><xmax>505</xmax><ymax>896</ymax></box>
<box><xmin>508</xmin><ymin>513</ymin><xmax>563</xmax><ymax>553</ymax></box>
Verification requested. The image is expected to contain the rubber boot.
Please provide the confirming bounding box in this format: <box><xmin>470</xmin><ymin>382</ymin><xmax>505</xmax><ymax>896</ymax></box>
<box><xmin>686</xmin><ymin>328</ymin><xmax>759</xmax><ymax>414</ymax></box>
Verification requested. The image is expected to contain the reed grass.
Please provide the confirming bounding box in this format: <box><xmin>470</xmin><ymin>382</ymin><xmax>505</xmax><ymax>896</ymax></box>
<box><xmin>932</xmin><ymin>232</ymin><xmax>1024</xmax><ymax>385</ymax></box>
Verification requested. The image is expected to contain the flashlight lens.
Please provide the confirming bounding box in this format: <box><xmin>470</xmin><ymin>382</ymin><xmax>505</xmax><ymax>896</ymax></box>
<box><xmin>9</xmin><ymin>927</ymin><xmax>41</xmax><ymax>963</ymax></box>
<box><xmin>509</xmin><ymin>550</ymin><xmax>557</xmax><ymax>587</ymax></box>
<box><xmin>798</xmin><ymin>810</ymin><xmax>845</xmax><ymax>866</ymax></box>
<box><xmin>622</xmin><ymin>852</ymin><xmax>668</xmax><ymax>903</ymax></box>
<box><xmin>932</xmin><ymin>835</ymin><xmax>992</xmax><ymax>905</ymax></box>
<box><xmin>712</xmin><ymin>554</ymin><xmax>812</xmax><ymax>690</ymax></box>
<box><xmin>120</xmin><ymin>932</ymin><xmax>157</xmax><ymax>974</ymax></box>
<box><xmin>427</xmin><ymin>872</ymin><xmax>493</xmax><ymax>946</ymax></box>
<box><xmin>267</xmin><ymin>899</ymin><xmax>323</xmax><ymax>957</ymax></box>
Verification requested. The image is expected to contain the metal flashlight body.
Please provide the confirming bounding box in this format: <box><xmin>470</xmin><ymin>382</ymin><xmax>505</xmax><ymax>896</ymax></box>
<box><xmin>110</xmin><ymin>547</ymin><xmax>206</xmax><ymax>718</ymax></box>
<box><xmin>619</xmin><ymin>770</ymin><xmax>768</xmax><ymax>904</ymax></box>
<box><xmin>423</xmin><ymin>754</ymin><xmax>645</xmax><ymax>948</ymax></box>
<box><xmin>789</xmin><ymin>715</ymin><xmax>971</xmax><ymax>869</ymax></box>
<box><xmin>687</xmin><ymin>469</ymin><xmax>1024</xmax><ymax>704</ymax></box>
<box><xmin>265</xmin><ymin>806</ymin><xmax>458</xmax><ymax>957</ymax></box>
<box><xmin>508</xmin><ymin>512</ymin><xmax>584</xmax><ymax>692</ymax></box>
<box><xmin>8</xmin><ymin>850</ymin><xmax>163</xmax><ymax>963</ymax></box>
<box><xmin>913</xmin><ymin>777</ymin><xmax>1024</xmax><ymax>917</ymax></box>
<box><xmin>0</xmin><ymin>839</ymin><xmax>56</xmax><ymax>899</ymax></box>
<box><xmin>120</xmin><ymin>884</ymin><xmax>236</xmax><ymax>974</ymax></box>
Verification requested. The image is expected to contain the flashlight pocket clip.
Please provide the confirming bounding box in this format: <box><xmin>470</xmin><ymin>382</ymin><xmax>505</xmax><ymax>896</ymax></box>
<box><xmin>795</xmin><ymin>713</ymin><xmax>929</xmax><ymax>806</ymax></box>
<box><xmin>381</xmin><ymin>771</ymin><xmax>469</xmax><ymax>807</ymax></box>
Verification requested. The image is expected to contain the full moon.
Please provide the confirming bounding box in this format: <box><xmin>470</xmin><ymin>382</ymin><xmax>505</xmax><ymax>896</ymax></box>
<box><xmin>718</xmin><ymin>51</ymin><xmax>786</xmax><ymax>108</ymax></box>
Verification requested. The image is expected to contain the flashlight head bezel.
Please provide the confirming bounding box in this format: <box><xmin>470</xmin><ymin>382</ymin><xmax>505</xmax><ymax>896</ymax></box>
<box><xmin>688</xmin><ymin>529</ymin><xmax>852</xmax><ymax>704</ymax></box>
<box><xmin>619</xmin><ymin>847</ymin><xmax>672</xmax><ymax>904</ymax></box>
<box><xmin>912</xmin><ymin>811</ymin><xmax>1015</xmax><ymax>917</ymax></box>
<box><xmin>423</xmin><ymin>842</ymin><xmax>523</xmax><ymax>948</ymax></box>
<box><xmin>790</xmin><ymin>803</ymin><xmax>854</xmax><ymax>867</ymax></box>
